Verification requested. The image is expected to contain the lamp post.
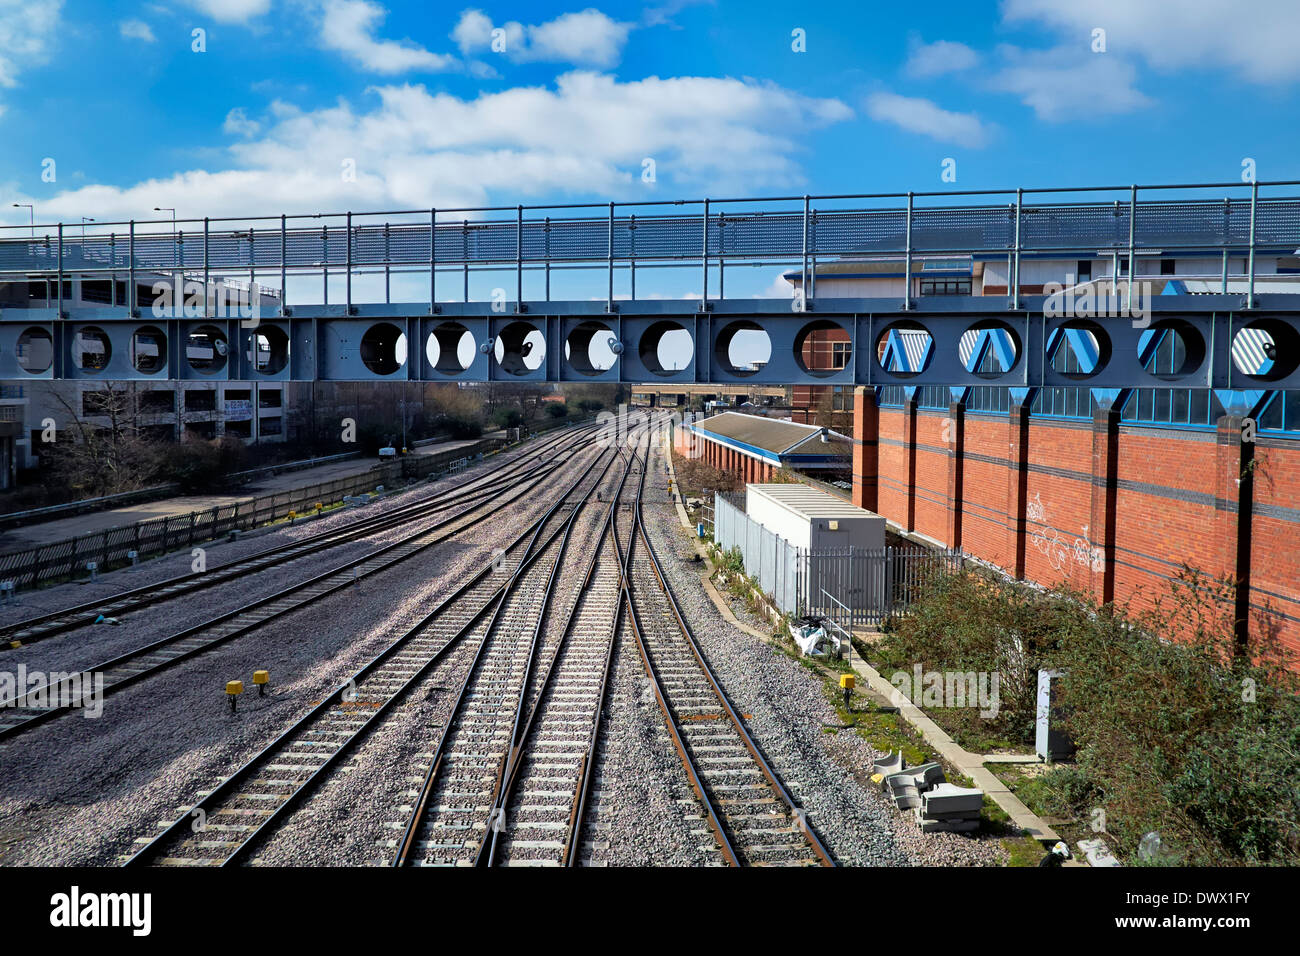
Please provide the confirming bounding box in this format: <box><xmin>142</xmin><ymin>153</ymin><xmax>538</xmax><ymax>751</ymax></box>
<box><xmin>11</xmin><ymin>203</ymin><xmax>33</xmax><ymax>237</ymax></box>
<box><xmin>81</xmin><ymin>217</ymin><xmax>95</xmax><ymax>238</ymax></box>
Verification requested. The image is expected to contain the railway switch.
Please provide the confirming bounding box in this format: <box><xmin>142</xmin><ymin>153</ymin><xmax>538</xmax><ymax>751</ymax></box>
<box><xmin>253</xmin><ymin>670</ymin><xmax>270</xmax><ymax>696</ymax></box>
<box><xmin>226</xmin><ymin>680</ymin><xmax>244</xmax><ymax>712</ymax></box>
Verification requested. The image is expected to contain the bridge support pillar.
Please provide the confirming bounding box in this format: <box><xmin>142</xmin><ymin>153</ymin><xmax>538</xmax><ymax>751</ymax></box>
<box><xmin>945</xmin><ymin>401</ymin><xmax>965</xmax><ymax>552</ymax></box>
<box><xmin>1006</xmin><ymin>400</ymin><xmax>1032</xmax><ymax>579</ymax></box>
<box><xmin>1088</xmin><ymin>404</ymin><xmax>1121</xmax><ymax>605</ymax></box>
<box><xmin>1214</xmin><ymin>414</ymin><xmax>1254</xmax><ymax>657</ymax></box>
<box><xmin>852</xmin><ymin>386</ymin><xmax>879</xmax><ymax>513</ymax></box>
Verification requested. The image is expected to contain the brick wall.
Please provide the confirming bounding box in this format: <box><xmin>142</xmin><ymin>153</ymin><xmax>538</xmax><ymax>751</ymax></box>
<box><xmin>851</xmin><ymin>386</ymin><xmax>1300</xmax><ymax>660</ymax></box>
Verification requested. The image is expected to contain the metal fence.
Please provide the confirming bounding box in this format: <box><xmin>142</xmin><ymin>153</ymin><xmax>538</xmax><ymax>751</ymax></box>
<box><xmin>713</xmin><ymin>493</ymin><xmax>961</xmax><ymax>627</ymax></box>
<box><xmin>0</xmin><ymin>437</ymin><xmax>505</xmax><ymax>592</ymax></box>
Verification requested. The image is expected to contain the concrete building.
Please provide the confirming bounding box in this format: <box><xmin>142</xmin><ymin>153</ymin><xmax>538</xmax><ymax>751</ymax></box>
<box><xmin>0</xmin><ymin>269</ymin><xmax>298</xmax><ymax>484</ymax></box>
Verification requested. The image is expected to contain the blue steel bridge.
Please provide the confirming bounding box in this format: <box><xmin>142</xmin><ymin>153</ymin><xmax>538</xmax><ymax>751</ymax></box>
<box><xmin>1</xmin><ymin>180</ymin><xmax>1299</xmax><ymax>395</ymax></box>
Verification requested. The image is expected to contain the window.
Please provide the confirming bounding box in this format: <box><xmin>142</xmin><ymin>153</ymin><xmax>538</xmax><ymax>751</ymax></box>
<box><xmin>260</xmin><ymin>416</ymin><xmax>283</xmax><ymax>436</ymax></box>
<box><xmin>1122</xmin><ymin>388</ymin><xmax>1224</xmax><ymax>428</ymax></box>
<box><xmin>184</xmin><ymin>390</ymin><xmax>216</xmax><ymax>412</ymax></box>
<box><xmin>1032</xmin><ymin>386</ymin><xmax>1093</xmax><ymax>419</ymax></box>
<box><xmin>258</xmin><ymin>389</ymin><xmax>283</xmax><ymax>409</ymax></box>
<box><xmin>1160</xmin><ymin>259</ymin><xmax>1176</xmax><ymax>276</ymax></box>
<box><xmin>1076</xmin><ymin>260</ymin><xmax>1093</xmax><ymax>282</ymax></box>
<box><xmin>966</xmin><ymin>386</ymin><xmax>1011</xmax><ymax>414</ymax></box>
<box><xmin>919</xmin><ymin>277</ymin><xmax>972</xmax><ymax>296</ymax></box>
<box><xmin>140</xmin><ymin>390</ymin><xmax>175</xmax><ymax>413</ymax></box>
<box><xmin>831</xmin><ymin>341</ymin><xmax>851</xmax><ymax>369</ymax></box>
<box><xmin>82</xmin><ymin>391</ymin><xmax>114</xmax><ymax>415</ymax></box>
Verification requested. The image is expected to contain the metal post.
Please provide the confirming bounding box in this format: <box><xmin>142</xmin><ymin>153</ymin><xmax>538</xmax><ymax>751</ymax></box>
<box><xmin>429</xmin><ymin>208</ymin><xmax>436</xmax><ymax>309</ymax></box>
<box><xmin>128</xmin><ymin>220</ymin><xmax>137</xmax><ymax>314</ymax></box>
<box><xmin>1011</xmin><ymin>188</ymin><xmax>1023</xmax><ymax>310</ymax></box>
<box><xmin>203</xmin><ymin>217</ymin><xmax>210</xmax><ymax>317</ymax></box>
<box><xmin>345</xmin><ymin>211</ymin><xmax>352</xmax><ymax>313</ymax></box>
<box><xmin>462</xmin><ymin>220</ymin><xmax>469</xmax><ymax>302</ymax></box>
<box><xmin>544</xmin><ymin>217</ymin><xmax>551</xmax><ymax>300</ymax></box>
<box><xmin>56</xmin><ymin>223</ymin><xmax>63</xmax><ymax>319</ymax></box>
<box><xmin>1247</xmin><ymin>180</ymin><xmax>1258</xmax><ymax>307</ymax></box>
<box><xmin>607</xmin><ymin>201</ymin><xmax>615</xmax><ymax>312</ymax></box>
<box><xmin>384</xmin><ymin>222</ymin><xmax>391</xmax><ymax>304</ymax></box>
<box><xmin>1126</xmin><ymin>184</ymin><xmax>1137</xmax><ymax>313</ymax></box>
<box><xmin>701</xmin><ymin>198</ymin><xmax>710</xmax><ymax>309</ymax></box>
<box><xmin>1221</xmin><ymin>248</ymin><xmax>1228</xmax><ymax>294</ymax></box>
<box><xmin>280</xmin><ymin>215</ymin><xmax>287</xmax><ymax>313</ymax></box>
<box><xmin>801</xmin><ymin>195</ymin><xmax>810</xmax><ymax>312</ymax></box>
<box><xmin>516</xmin><ymin>204</ymin><xmax>523</xmax><ymax>310</ymax></box>
<box><xmin>903</xmin><ymin>192</ymin><xmax>913</xmax><ymax>311</ymax></box>
<box><xmin>322</xmin><ymin>225</ymin><xmax>329</xmax><ymax>306</ymax></box>
<box><xmin>629</xmin><ymin>213</ymin><xmax>636</xmax><ymax>300</ymax></box>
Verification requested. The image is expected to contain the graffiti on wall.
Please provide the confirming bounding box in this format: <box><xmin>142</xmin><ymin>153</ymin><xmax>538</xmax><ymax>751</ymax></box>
<box><xmin>1027</xmin><ymin>492</ymin><xmax>1104</xmax><ymax>574</ymax></box>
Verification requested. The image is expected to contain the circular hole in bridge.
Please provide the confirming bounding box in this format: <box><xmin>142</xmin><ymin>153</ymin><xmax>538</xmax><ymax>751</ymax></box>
<box><xmin>874</xmin><ymin>321</ymin><xmax>933</xmax><ymax>377</ymax></box>
<box><xmin>131</xmin><ymin>325</ymin><xmax>167</xmax><ymax>374</ymax></box>
<box><xmin>360</xmin><ymin>322</ymin><xmax>408</xmax><ymax>376</ymax></box>
<box><xmin>715</xmin><ymin>320</ymin><xmax>771</xmax><ymax>377</ymax></box>
<box><xmin>639</xmin><ymin>321</ymin><xmax>693</xmax><ymax>376</ymax></box>
<box><xmin>247</xmin><ymin>325</ymin><xmax>289</xmax><ymax>375</ymax></box>
<box><xmin>16</xmin><ymin>327</ymin><xmax>53</xmax><ymax>374</ymax></box>
<box><xmin>1138</xmin><ymin>319</ymin><xmax>1205</xmax><ymax>383</ymax></box>
<box><xmin>564</xmin><ymin>320</ymin><xmax>618</xmax><ymax>376</ymax></box>
<box><xmin>73</xmin><ymin>326</ymin><xmax>112</xmax><ymax>373</ymax></box>
<box><xmin>425</xmin><ymin>322</ymin><xmax>475</xmax><ymax>375</ymax></box>
<box><xmin>186</xmin><ymin>324</ymin><xmax>229</xmax><ymax>375</ymax></box>
<box><xmin>494</xmin><ymin>321</ymin><xmax>545</xmax><ymax>375</ymax></box>
<box><xmin>793</xmin><ymin>319</ymin><xmax>850</xmax><ymax>378</ymax></box>
<box><xmin>959</xmin><ymin>321</ymin><xmax>1021</xmax><ymax>379</ymax></box>
<box><xmin>1230</xmin><ymin>319</ymin><xmax>1299</xmax><ymax>382</ymax></box>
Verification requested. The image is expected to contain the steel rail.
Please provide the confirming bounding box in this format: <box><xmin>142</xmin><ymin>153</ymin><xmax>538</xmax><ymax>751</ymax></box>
<box><xmin>0</xmin><ymin>435</ymin><xmax>599</xmax><ymax>741</ymax></box>
<box><xmin>0</xmin><ymin>423</ymin><xmax>600</xmax><ymax>649</ymax></box>
<box><xmin>609</xmin><ymin>437</ymin><xmax>741</xmax><ymax>866</ymax></box>
<box><xmin>124</xmin><ymin>439</ymin><xmax>624</xmax><ymax>867</ymax></box>
<box><xmin>617</xmin><ymin>444</ymin><xmax>836</xmax><ymax>866</ymax></box>
<box><xmin>389</xmin><ymin>429</ymin><xmax>646</xmax><ymax>867</ymax></box>
<box><xmin>474</xmin><ymin>432</ymin><xmax>648</xmax><ymax>867</ymax></box>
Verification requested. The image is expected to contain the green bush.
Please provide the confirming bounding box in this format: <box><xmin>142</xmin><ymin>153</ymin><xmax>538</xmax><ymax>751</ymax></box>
<box><xmin>545</xmin><ymin>402</ymin><xmax>569</xmax><ymax>419</ymax></box>
<box><xmin>878</xmin><ymin>564</ymin><xmax>1300</xmax><ymax>865</ymax></box>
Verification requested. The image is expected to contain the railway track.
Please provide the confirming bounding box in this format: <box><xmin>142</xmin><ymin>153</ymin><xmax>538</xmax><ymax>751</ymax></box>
<box><xmin>0</xmin><ymin>428</ymin><xmax>605</xmax><ymax>742</ymax></box>
<box><xmin>0</xmin><ymin>422</ymin><xmax>599</xmax><ymax>651</ymax></box>
<box><xmin>615</xmin><ymin>440</ymin><xmax>836</xmax><ymax>867</ymax></box>
<box><xmin>478</xmin><ymin>445</ymin><xmax>641</xmax><ymax>866</ymax></box>
<box><xmin>123</xmin><ymin>430</ymin><xmax>640</xmax><ymax>867</ymax></box>
<box><xmin>390</xmin><ymin>431</ymin><xmax>651</xmax><ymax>867</ymax></box>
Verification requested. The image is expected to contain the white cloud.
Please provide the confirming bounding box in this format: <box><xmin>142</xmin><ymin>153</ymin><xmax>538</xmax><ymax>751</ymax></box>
<box><xmin>223</xmin><ymin>107</ymin><xmax>261</xmax><ymax>137</ymax></box>
<box><xmin>320</xmin><ymin>0</ymin><xmax>458</xmax><ymax>74</ymax></box>
<box><xmin>987</xmin><ymin>45</ymin><xmax>1152</xmax><ymax>122</ymax></box>
<box><xmin>181</xmin><ymin>0</ymin><xmax>272</xmax><ymax>23</ymax></box>
<box><xmin>453</xmin><ymin>8</ymin><xmax>633</xmax><ymax>67</ymax></box>
<box><xmin>18</xmin><ymin>72</ymin><xmax>850</xmax><ymax>224</ymax></box>
<box><xmin>0</xmin><ymin>0</ymin><xmax>62</xmax><ymax>94</ymax></box>
<box><xmin>120</xmin><ymin>19</ymin><xmax>157</xmax><ymax>43</ymax></box>
<box><xmin>865</xmin><ymin>92</ymin><xmax>991</xmax><ymax>147</ymax></box>
<box><xmin>1003</xmin><ymin>0</ymin><xmax>1300</xmax><ymax>84</ymax></box>
<box><xmin>904</xmin><ymin>38</ymin><xmax>979</xmax><ymax>78</ymax></box>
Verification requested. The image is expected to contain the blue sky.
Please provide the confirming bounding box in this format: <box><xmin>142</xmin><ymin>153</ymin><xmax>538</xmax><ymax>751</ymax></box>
<box><xmin>2</xmin><ymin>0</ymin><xmax>1299</xmax><ymax>305</ymax></box>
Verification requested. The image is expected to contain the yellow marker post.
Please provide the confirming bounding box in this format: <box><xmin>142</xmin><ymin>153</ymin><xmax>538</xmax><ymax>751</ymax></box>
<box><xmin>252</xmin><ymin>670</ymin><xmax>270</xmax><ymax>696</ymax></box>
<box><xmin>840</xmin><ymin>672</ymin><xmax>855</xmax><ymax>712</ymax></box>
<box><xmin>226</xmin><ymin>680</ymin><xmax>244</xmax><ymax>713</ymax></box>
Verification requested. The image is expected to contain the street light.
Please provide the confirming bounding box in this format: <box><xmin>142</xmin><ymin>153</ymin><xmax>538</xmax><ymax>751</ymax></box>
<box><xmin>154</xmin><ymin>207</ymin><xmax>178</xmax><ymax>268</ymax></box>
<box><xmin>81</xmin><ymin>217</ymin><xmax>95</xmax><ymax>238</ymax></box>
<box><xmin>11</xmin><ymin>203</ymin><xmax>33</xmax><ymax>237</ymax></box>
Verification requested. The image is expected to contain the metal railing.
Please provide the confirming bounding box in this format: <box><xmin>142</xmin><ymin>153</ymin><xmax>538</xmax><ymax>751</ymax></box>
<box><xmin>713</xmin><ymin>492</ymin><xmax>961</xmax><ymax>626</ymax></box>
<box><xmin>3</xmin><ymin>179</ymin><xmax>1297</xmax><ymax>314</ymax></box>
<box><xmin>0</xmin><ymin>437</ymin><xmax>505</xmax><ymax>592</ymax></box>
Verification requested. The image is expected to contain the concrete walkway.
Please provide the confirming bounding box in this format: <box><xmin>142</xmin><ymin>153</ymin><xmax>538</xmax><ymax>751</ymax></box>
<box><xmin>0</xmin><ymin>435</ymin><xmax>491</xmax><ymax>551</ymax></box>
